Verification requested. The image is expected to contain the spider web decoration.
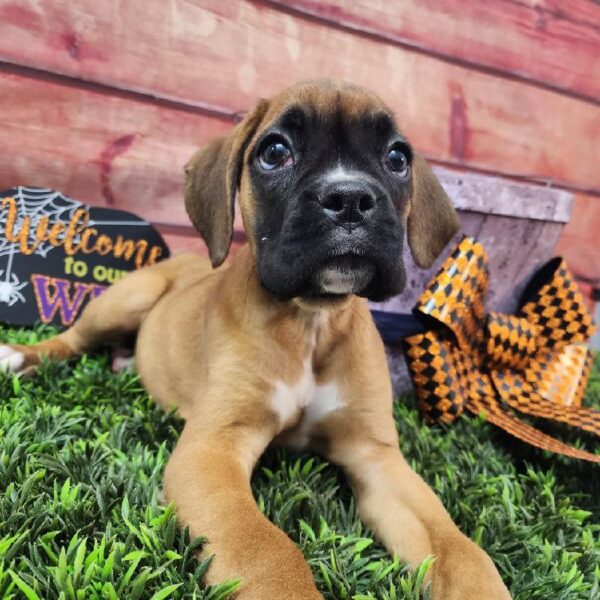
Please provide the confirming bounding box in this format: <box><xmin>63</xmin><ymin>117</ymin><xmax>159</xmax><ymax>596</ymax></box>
<box><xmin>0</xmin><ymin>187</ymin><xmax>86</xmax><ymax>307</ymax></box>
<box><xmin>0</xmin><ymin>186</ymin><xmax>169</xmax><ymax>325</ymax></box>
<box><xmin>0</xmin><ymin>187</ymin><xmax>85</xmax><ymax>259</ymax></box>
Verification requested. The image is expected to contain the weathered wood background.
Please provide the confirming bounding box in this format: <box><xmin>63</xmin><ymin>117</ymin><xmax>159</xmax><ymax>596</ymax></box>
<box><xmin>0</xmin><ymin>0</ymin><xmax>598</xmax><ymax>301</ymax></box>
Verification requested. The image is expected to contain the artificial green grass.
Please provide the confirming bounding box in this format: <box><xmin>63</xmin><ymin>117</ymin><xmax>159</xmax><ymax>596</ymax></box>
<box><xmin>0</xmin><ymin>324</ymin><xmax>599</xmax><ymax>599</ymax></box>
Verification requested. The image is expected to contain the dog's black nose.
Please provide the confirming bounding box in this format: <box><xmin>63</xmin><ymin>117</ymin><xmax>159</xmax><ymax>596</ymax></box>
<box><xmin>319</xmin><ymin>181</ymin><xmax>377</xmax><ymax>226</ymax></box>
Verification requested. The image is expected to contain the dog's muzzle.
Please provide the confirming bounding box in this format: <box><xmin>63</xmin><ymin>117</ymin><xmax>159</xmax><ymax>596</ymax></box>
<box><xmin>312</xmin><ymin>176</ymin><xmax>386</xmax><ymax>295</ymax></box>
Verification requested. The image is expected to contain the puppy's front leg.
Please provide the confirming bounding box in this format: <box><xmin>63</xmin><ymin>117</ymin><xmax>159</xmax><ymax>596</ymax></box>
<box><xmin>320</xmin><ymin>415</ymin><xmax>511</xmax><ymax>600</ymax></box>
<box><xmin>163</xmin><ymin>413</ymin><xmax>321</xmax><ymax>600</ymax></box>
<box><xmin>305</xmin><ymin>307</ymin><xmax>511</xmax><ymax>599</ymax></box>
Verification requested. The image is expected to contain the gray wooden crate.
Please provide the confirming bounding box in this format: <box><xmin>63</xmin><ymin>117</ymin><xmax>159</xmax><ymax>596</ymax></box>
<box><xmin>369</xmin><ymin>167</ymin><xmax>573</xmax><ymax>394</ymax></box>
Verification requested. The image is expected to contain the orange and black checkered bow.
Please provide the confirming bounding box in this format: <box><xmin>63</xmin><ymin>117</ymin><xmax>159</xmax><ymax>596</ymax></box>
<box><xmin>403</xmin><ymin>236</ymin><xmax>600</xmax><ymax>462</ymax></box>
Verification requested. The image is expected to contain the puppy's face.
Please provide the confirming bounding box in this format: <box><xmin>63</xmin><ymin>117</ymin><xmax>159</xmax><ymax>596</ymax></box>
<box><xmin>246</xmin><ymin>86</ymin><xmax>410</xmax><ymax>301</ymax></box>
<box><xmin>184</xmin><ymin>81</ymin><xmax>459</xmax><ymax>302</ymax></box>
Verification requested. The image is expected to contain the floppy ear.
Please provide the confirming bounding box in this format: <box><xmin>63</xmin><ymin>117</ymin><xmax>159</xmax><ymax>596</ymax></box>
<box><xmin>407</xmin><ymin>154</ymin><xmax>460</xmax><ymax>268</ymax></box>
<box><xmin>184</xmin><ymin>101</ymin><xmax>269</xmax><ymax>267</ymax></box>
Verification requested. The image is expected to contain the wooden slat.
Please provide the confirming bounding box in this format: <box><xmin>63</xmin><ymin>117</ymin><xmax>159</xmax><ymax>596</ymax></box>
<box><xmin>161</xmin><ymin>231</ymin><xmax>245</xmax><ymax>259</ymax></box>
<box><xmin>268</xmin><ymin>0</ymin><xmax>600</xmax><ymax>103</ymax></box>
<box><xmin>1</xmin><ymin>0</ymin><xmax>599</xmax><ymax>192</ymax></box>
<box><xmin>0</xmin><ymin>70</ymin><xmax>230</xmax><ymax>226</ymax></box>
<box><xmin>161</xmin><ymin>232</ymin><xmax>207</xmax><ymax>256</ymax></box>
<box><xmin>434</xmin><ymin>167</ymin><xmax>572</xmax><ymax>222</ymax></box>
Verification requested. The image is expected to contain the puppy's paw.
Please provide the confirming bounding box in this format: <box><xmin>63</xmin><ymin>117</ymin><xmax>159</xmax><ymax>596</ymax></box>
<box><xmin>0</xmin><ymin>344</ymin><xmax>41</xmax><ymax>375</ymax></box>
<box><xmin>432</xmin><ymin>539</ymin><xmax>511</xmax><ymax>600</ymax></box>
<box><xmin>0</xmin><ymin>344</ymin><xmax>26</xmax><ymax>373</ymax></box>
<box><xmin>110</xmin><ymin>347</ymin><xmax>136</xmax><ymax>373</ymax></box>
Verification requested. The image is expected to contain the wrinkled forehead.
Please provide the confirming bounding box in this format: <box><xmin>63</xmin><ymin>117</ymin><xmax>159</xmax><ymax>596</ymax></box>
<box><xmin>256</xmin><ymin>81</ymin><xmax>399</xmax><ymax>138</ymax></box>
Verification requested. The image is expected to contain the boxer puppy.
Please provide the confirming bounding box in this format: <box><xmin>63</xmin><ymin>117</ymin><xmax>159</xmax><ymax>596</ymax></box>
<box><xmin>1</xmin><ymin>80</ymin><xmax>511</xmax><ymax>599</ymax></box>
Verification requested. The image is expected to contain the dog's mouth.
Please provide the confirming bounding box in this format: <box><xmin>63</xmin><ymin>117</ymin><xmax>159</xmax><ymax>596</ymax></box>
<box><xmin>313</xmin><ymin>254</ymin><xmax>376</xmax><ymax>297</ymax></box>
<box><xmin>257</xmin><ymin>232</ymin><xmax>404</xmax><ymax>303</ymax></box>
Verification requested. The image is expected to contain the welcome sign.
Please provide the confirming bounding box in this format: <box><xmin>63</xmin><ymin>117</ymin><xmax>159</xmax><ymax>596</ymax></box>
<box><xmin>0</xmin><ymin>187</ymin><xmax>170</xmax><ymax>327</ymax></box>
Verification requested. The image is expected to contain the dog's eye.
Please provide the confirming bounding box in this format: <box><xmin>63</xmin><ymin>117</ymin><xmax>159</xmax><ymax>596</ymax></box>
<box><xmin>386</xmin><ymin>146</ymin><xmax>410</xmax><ymax>177</ymax></box>
<box><xmin>259</xmin><ymin>140</ymin><xmax>293</xmax><ymax>170</ymax></box>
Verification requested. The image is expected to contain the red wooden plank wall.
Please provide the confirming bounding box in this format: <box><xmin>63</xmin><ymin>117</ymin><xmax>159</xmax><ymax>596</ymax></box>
<box><xmin>0</xmin><ymin>0</ymin><xmax>598</xmax><ymax>296</ymax></box>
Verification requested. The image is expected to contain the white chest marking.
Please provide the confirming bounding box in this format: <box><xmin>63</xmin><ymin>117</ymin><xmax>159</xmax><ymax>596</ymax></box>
<box><xmin>270</xmin><ymin>369</ymin><xmax>346</xmax><ymax>447</ymax></box>
<box><xmin>270</xmin><ymin>360</ymin><xmax>315</xmax><ymax>429</ymax></box>
<box><xmin>306</xmin><ymin>383</ymin><xmax>345</xmax><ymax>425</ymax></box>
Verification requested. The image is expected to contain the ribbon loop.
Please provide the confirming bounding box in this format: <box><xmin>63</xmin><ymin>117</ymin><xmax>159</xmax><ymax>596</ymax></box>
<box><xmin>519</xmin><ymin>258</ymin><xmax>595</xmax><ymax>349</ymax></box>
<box><xmin>415</xmin><ymin>237</ymin><xmax>488</xmax><ymax>352</ymax></box>
<box><xmin>404</xmin><ymin>236</ymin><xmax>600</xmax><ymax>462</ymax></box>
